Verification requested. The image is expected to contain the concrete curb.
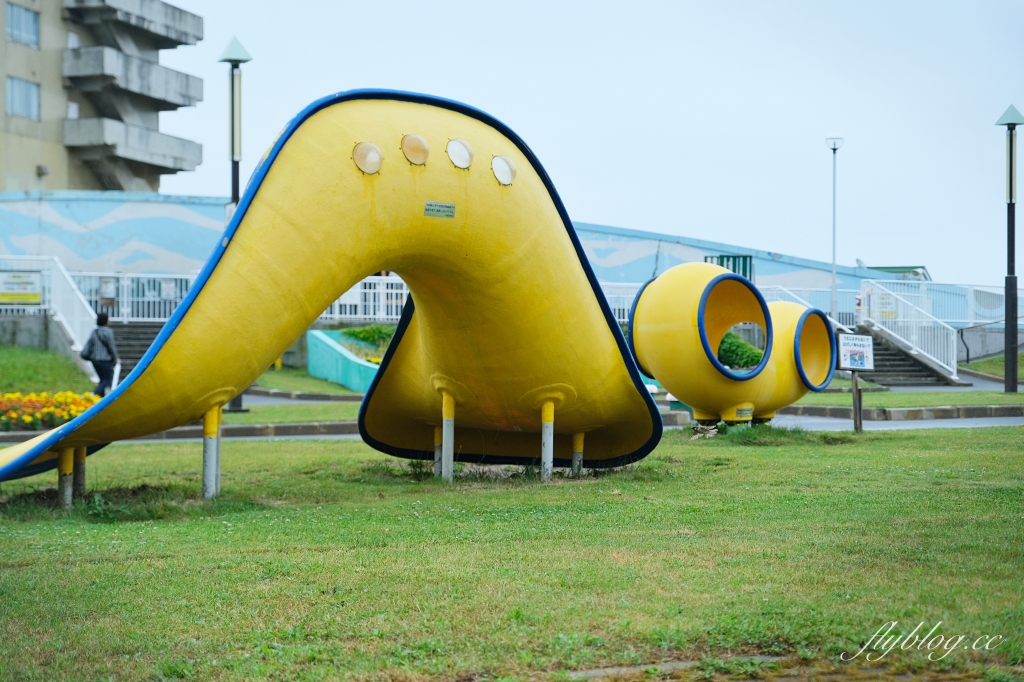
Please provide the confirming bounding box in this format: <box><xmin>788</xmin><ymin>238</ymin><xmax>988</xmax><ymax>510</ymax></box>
<box><xmin>958</xmin><ymin>366</ymin><xmax>1022</xmax><ymax>384</ymax></box>
<box><xmin>779</xmin><ymin>404</ymin><xmax>1024</xmax><ymax>421</ymax></box>
<box><xmin>0</xmin><ymin>421</ymin><xmax>361</xmax><ymax>444</ymax></box>
<box><xmin>245</xmin><ymin>386</ymin><xmax>363</xmax><ymax>402</ymax></box>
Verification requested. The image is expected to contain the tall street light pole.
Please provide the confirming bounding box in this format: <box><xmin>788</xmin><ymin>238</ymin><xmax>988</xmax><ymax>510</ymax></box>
<box><xmin>826</xmin><ymin>135</ymin><xmax>844</xmax><ymax>323</ymax></box>
<box><xmin>220</xmin><ymin>37</ymin><xmax>252</xmax><ymax>412</ymax></box>
<box><xmin>997</xmin><ymin>105</ymin><xmax>1023</xmax><ymax>393</ymax></box>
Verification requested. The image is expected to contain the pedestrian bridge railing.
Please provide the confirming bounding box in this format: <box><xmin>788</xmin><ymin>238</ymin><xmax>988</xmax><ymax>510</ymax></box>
<box><xmin>860</xmin><ymin>279</ymin><xmax>959</xmax><ymax>379</ymax></box>
<box><xmin>1</xmin><ymin>255</ymin><xmax>97</xmax><ymax>351</ymax></box>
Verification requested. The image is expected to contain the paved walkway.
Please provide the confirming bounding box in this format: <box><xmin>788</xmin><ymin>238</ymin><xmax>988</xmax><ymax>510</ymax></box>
<box><xmin>772</xmin><ymin>414</ymin><xmax>1024</xmax><ymax>431</ymax></box>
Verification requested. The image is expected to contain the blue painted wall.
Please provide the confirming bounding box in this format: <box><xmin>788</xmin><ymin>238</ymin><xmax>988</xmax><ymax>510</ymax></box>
<box><xmin>0</xmin><ymin>191</ymin><xmax>229</xmax><ymax>273</ymax></box>
<box><xmin>0</xmin><ymin>191</ymin><xmax>894</xmax><ymax>293</ymax></box>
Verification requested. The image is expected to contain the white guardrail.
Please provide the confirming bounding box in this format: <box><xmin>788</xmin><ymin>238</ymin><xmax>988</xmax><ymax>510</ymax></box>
<box><xmin>860</xmin><ymin>279</ymin><xmax>958</xmax><ymax>378</ymax></box>
<box><xmin>0</xmin><ymin>255</ymin><xmax>97</xmax><ymax>351</ymax></box>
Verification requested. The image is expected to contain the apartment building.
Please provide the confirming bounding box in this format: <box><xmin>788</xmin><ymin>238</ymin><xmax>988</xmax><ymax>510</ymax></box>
<box><xmin>1</xmin><ymin>0</ymin><xmax>203</xmax><ymax>191</ymax></box>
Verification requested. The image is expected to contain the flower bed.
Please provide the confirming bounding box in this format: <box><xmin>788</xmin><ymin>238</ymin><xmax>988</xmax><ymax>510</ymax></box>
<box><xmin>1</xmin><ymin>392</ymin><xmax>101</xmax><ymax>432</ymax></box>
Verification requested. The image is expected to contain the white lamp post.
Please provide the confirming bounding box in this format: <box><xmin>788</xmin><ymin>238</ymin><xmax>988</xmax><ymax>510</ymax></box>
<box><xmin>826</xmin><ymin>134</ymin><xmax>844</xmax><ymax>323</ymax></box>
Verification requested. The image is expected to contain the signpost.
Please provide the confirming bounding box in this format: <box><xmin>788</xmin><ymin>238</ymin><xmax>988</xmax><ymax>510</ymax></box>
<box><xmin>0</xmin><ymin>271</ymin><xmax>42</xmax><ymax>305</ymax></box>
<box><xmin>837</xmin><ymin>333</ymin><xmax>875</xmax><ymax>433</ymax></box>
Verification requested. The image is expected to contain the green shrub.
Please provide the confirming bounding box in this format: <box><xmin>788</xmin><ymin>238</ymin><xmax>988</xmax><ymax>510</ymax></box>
<box><xmin>717</xmin><ymin>331</ymin><xmax>763</xmax><ymax>369</ymax></box>
<box><xmin>341</xmin><ymin>325</ymin><xmax>396</xmax><ymax>347</ymax></box>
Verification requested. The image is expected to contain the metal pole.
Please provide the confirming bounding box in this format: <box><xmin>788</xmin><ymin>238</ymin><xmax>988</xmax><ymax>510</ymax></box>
<box><xmin>72</xmin><ymin>446</ymin><xmax>87</xmax><ymax>499</ymax></box>
<box><xmin>441</xmin><ymin>392</ymin><xmax>454</xmax><ymax>483</ymax></box>
<box><xmin>202</xmin><ymin>407</ymin><xmax>220</xmax><ymax>498</ymax></box>
<box><xmin>831</xmin><ymin>147</ymin><xmax>838</xmax><ymax>322</ymax></box>
<box><xmin>540</xmin><ymin>401</ymin><xmax>554</xmax><ymax>482</ymax></box>
<box><xmin>1007</xmin><ymin>124</ymin><xmax>1019</xmax><ymax>393</ymax></box>
<box><xmin>851</xmin><ymin>371</ymin><xmax>863</xmax><ymax>434</ymax></box>
<box><xmin>571</xmin><ymin>431</ymin><xmax>584</xmax><ymax>478</ymax></box>
<box><xmin>57</xmin><ymin>447</ymin><xmax>74</xmax><ymax>510</ymax></box>
<box><xmin>226</xmin><ymin>62</ymin><xmax>246</xmax><ymax>412</ymax></box>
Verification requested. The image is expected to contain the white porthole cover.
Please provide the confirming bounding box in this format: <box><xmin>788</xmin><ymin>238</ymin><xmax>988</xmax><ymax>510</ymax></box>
<box><xmin>401</xmin><ymin>134</ymin><xmax>429</xmax><ymax>165</ymax></box>
<box><xmin>446</xmin><ymin>139</ymin><xmax>474</xmax><ymax>169</ymax></box>
<box><xmin>491</xmin><ymin>155</ymin><xmax>516</xmax><ymax>185</ymax></box>
<box><xmin>353</xmin><ymin>142</ymin><xmax>383</xmax><ymax>174</ymax></box>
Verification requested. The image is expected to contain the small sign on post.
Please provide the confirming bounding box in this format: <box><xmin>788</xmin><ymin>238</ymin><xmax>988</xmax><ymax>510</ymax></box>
<box><xmin>837</xmin><ymin>334</ymin><xmax>874</xmax><ymax>434</ymax></box>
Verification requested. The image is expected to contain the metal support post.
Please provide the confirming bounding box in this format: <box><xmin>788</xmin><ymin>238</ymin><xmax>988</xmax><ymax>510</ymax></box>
<box><xmin>202</xmin><ymin>406</ymin><xmax>220</xmax><ymax>499</ymax></box>
<box><xmin>57</xmin><ymin>447</ymin><xmax>74</xmax><ymax>509</ymax></box>
<box><xmin>851</xmin><ymin>371</ymin><xmax>863</xmax><ymax>434</ymax></box>
<box><xmin>441</xmin><ymin>391</ymin><xmax>454</xmax><ymax>483</ymax></box>
<box><xmin>72</xmin><ymin>446</ymin><xmax>87</xmax><ymax>498</ymax></box>
<box><xmin>433</xmin><ymin>426</ymin><xmax>442</xmax><ymax>477</ymax></box>
<box><xmin>571</xmin><ymin>431</ymin><xmax>584</xmax><ymax>478</ymax></box>
<box><xmin>541</xmin><ymin>400</ymin><xmax>554</xmax><ymax>482</ymax></box>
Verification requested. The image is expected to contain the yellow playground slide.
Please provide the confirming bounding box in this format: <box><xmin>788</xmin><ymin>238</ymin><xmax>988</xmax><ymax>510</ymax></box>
<box><xmin>0</xmin><ymin>91</ymin><xmax>662</xmax><ymax>482</ymax></box>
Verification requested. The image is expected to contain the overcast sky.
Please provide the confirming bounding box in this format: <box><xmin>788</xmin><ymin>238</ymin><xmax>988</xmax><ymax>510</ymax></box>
<box><xmin>158</xmin><ymin>1</ymin><xmax>1023</xmax><ymax>286</ymax></box>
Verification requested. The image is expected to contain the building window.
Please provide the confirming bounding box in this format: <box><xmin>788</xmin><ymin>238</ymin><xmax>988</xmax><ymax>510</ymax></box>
<box><xmin>66</xmin><ymin>31</ymin><xmax>79</xmax><ymax>49</ymax></box>
<box><xmin>66</xmin><ymin>100</ymin><xmax>79</xmax><ymax>119</ymax></box>
<box><xmin>6</xmin><ymin>76</ymin><xmax>40</xmax><ymax>120</ymax></box>
<box><xmin>6</xmin><ymin>3</ymin><xmax>40</xmax><ymax>48</ymax></box>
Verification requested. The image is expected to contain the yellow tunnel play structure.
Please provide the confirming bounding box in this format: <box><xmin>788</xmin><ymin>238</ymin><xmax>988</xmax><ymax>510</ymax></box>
<box><xmin>630</xmin><ymin>262</ymin><xmax>836</xmax><ymax>423</ymax></box>
<box><xmin>0</xmin><ymin>90</ymin><xmax>663</xmax><ymax>483</ymax></box>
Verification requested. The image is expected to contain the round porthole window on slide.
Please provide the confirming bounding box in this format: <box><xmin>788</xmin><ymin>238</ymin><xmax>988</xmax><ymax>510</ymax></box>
<box><xmin>401</xmin><ymin>134</ymin><xmax>429</xmax><ymax>165</ymax></box>
<box><xmin>446</xmin><ymin>139</ymin><xmax>473</xmax><ymax>169</ymax></box>
<box><xmin>491</xmin><ymin>156</ymin><xmax>516</xmax><ymax>185</ymax></box>
<box><xmin>353</xmin><ymin>142</ymin><xmax>383</xmax><ymax>174</ymax></box>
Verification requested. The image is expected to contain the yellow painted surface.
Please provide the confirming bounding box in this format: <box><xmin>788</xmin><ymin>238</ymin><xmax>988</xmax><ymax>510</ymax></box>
<box><xmin>57</xmin><ymin>448</ymin><xmax>73</xmax><ymax>476</ymax></box>
<box><xmin>748</xmin><ymin>302</ymin><xmax>834</xmax><ymax>419</ymax></box>
<box><xmin>0</xmin><ymin>95</ymin><xmax>657</xmax><ymax>478</ymax></box>
<box><xmin>633</xmin><ymin>262</ymin><xmax>833</xmax><ymax>422</ymax></box>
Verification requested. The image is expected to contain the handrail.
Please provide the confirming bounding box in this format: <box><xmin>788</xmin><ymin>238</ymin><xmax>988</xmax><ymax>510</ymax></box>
<box><xmin>860</xmin><ymin>279</ymin><xmax>958</xmax><ymax>378</ymax></box>
<box><xmin>759</xmin><ymin>285</ymin><xmax>853</xmax><ymax>332</ymax></box>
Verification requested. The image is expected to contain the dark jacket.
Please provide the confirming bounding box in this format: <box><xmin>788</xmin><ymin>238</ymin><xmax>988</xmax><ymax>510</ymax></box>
<box><xmin>84</xmin><ymin>326</ymin><xmax>119</xmax><ymax>362</ymax></box>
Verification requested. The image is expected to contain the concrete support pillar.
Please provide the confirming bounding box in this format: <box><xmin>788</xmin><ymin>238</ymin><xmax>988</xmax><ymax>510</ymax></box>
<box><xmin>571</xmin><ymin>432</ymin><xmax>585</xmax><ymax>478</ymax></box>
<box><xmin>57</xmin><ymin>447</ymin><xmax>74</xmax><ymax>510</ymax></box>
<box><xmin>441</xmin><ymin>391</ymin><xmax>454</xmax><ymax>483</ymax></box>
<box><xmin>541</xmin><ymin>400</ymin><xmax>554</xmax><ymax>482</ymax></box>
<box><xmin>73</xmin><ymin>446</ymin><xmax>87</xmax><ymax>499</ymax></box>
<box><xmin>433</xmin><ymin>426</ymin><xmax>443</xmax><ymax>477</ymax></box>
<box><xmin>202</xmin><ymin>406</ymin><xmax>221</xmax><ymax>499</ymax></box>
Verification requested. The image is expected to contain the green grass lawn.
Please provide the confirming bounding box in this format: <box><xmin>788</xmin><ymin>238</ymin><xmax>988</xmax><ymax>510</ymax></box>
<box><xmin>0</xmin><ymin>346</ymin><xmax>93</xmax><ymax>394</ymax></box>
<box><xmin>253</xmin><ymin>367</ymin><xmax>358</xmax><ymax>395</ymax></box>
<box><xmin>796</xmin><ymin>390</ymin><xmax>1024</xmax><ymax>408</ymax></box>
<box><xmin>962</xmin><ymin>352</ymin><xmax>1024</xmax><ymax>380</ymax></box>
<box><xmin>822</xmin><ymin>377</ymin><xmax>879</xmax><ymax>390</ymax></box>
<box><xmin>0</xmin><ymin>427</ymin><xmax>1021</xmax><ymax>680</ymax></box>
<box><xmin>222</xmin><ymin>401</ymin><xmax>360</xmax><ymax>424</ymax></box>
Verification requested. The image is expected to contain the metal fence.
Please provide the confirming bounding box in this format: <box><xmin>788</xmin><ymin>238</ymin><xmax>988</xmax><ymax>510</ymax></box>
<box><xmin>1</xmin><ymin>255</ymin><xmax>97</xmax><ymax>351</ymax></box>
<box><xmin>860</xmin><ymin>279</ymin><xmax>958</xmax><ymax>377</ymax></box>
<box><xmin>71</xmin><ymin>273</ymin><xmax>194</xmax><ymax>323</ymax></box>
<box><xmin>867</xmin><ymin>280</ymin><xmax>1024</xmax><ymax>328</ymax></box>
<box><xmin>319</xmin><ymin>276</ymin><xmax>410</xmax><ymax>323</ymax></box>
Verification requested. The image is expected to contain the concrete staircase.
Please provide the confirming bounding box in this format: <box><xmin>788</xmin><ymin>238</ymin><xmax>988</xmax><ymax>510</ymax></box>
<box><xmin>110</xmin><ymin>322</ymin><xmax>165</xmax><ymax>374</ymax></box>
<box><xmin>859</xmin><ymin>335</ymin><xmax>948</xmax><ymax>387</ymax></box>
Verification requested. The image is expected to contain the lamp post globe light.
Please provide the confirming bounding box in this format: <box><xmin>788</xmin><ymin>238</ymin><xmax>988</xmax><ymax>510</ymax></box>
<box><xmin>826</xmin><ymin>134</ymin><xmax>844</xmax><ymax>323</ymax></box>
<box><xmin>996</xmin><ymin>105</ymin><xmax>1024</xmax><ymax>393</ymax></box>
<box><xmin>220</xmin><ymin>37</ymin><xmax>252</xmax><ymax>413</ymax></box>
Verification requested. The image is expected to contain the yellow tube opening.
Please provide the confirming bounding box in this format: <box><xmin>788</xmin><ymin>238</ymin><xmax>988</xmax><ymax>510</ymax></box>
<box><xmin>795</xmin><ymin>310</ymin><xmax>835</xmax><ymax>391</ymax></box>
<box><xmin>699</xmin><ymin>275</ymin><xmax>772</xmax><ymax>380</ymax></box>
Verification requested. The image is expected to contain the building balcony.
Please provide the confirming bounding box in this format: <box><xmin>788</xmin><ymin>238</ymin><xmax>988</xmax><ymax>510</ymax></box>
<box><xmin>64</xmin><ymin>117</ymin><xmax>201</xmax><ymax>174</ymax></box>
<box><xmin>62</xmin><ymin>0</ymin><xmax>202</xmax><ymax>49</ymax></box>
<box><xmin>64</xmin><ymin>46</ymin><xmax>202</xmax><ymax>110</ymax></box>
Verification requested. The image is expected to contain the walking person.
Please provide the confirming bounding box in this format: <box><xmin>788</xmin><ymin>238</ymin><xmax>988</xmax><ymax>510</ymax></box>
<box><xmin>81</xmin><ymin>313</ymin><xmax>120</xmax><ymax>396</ymax></box>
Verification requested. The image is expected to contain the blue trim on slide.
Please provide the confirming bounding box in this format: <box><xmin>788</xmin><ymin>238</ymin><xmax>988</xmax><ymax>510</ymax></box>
<box><xmin>626</xmin><ymin>278</ymin><xmax>656</xmax><ymax>380</ymax></box>
<box><xmin>697</xmin><ymin>273</ymin><xmax>774</xmax><ymax>382</ymax></box>
<box><xmin>794</xmin><ymin>308</ymin><xmax>836</xmax><ymax>392</ymax></box>
<box><xmin>0</xmin><ymin>89</ymin><xmax>662</xmax><ymax>481</ymax></box>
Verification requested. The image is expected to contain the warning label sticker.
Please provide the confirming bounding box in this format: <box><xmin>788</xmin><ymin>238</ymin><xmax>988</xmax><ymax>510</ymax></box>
<box><xmin>424</xmin><ymin>202</ymin><xmax>456</xmax><ymax>218</ymax></box>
